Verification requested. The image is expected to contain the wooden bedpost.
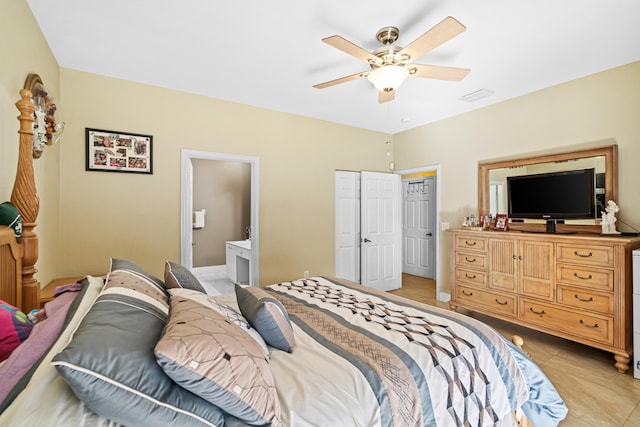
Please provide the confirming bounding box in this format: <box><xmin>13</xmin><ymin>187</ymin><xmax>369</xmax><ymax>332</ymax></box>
<box><xmin>10</xmin><ymin>88</ymin><xmax>41</xmax><ymax>312</ymax></box>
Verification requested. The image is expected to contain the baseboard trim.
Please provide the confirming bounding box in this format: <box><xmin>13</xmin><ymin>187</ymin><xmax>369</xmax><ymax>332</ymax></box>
<box><xmin>438</xmin><ymin>292</ymin><xmax>451</xmax><ymax>303</ymax></box>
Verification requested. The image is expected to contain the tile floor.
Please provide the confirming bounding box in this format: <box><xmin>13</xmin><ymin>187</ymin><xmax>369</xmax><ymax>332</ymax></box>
<box><xmin>194</xmin><ymin>267</ymin><xmax>235</xmax><ymax>296</ymax></box>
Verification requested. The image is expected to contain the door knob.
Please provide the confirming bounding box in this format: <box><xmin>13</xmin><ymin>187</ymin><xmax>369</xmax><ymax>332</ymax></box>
<box><xmin>426</xmin><ymin>232</ymin><xmax>433</xmax><ymax>236</ymax></box>
<box><xmin>363</xmin><ymin>238</ymin><xmax>372</xmax><ymax>243</ymax></box>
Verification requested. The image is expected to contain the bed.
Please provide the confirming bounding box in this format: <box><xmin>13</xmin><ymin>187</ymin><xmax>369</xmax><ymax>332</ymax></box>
<box><xmin>0</xmin><ymin>76</ymin><xmax>568</xmax><ymax>426</ymax></box>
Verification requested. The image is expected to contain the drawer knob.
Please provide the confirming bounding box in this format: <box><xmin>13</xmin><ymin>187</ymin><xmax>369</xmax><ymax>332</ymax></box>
<box><xmin>462</xmin><ymin>290</ymin><xmax>473</xmax><ymax>296</ymax></box>
<box><xmin>574</xmin><ymin>250</ymin><xmax>593</xmax><ymax>258</ymax></box>
<box><xmin>574</xmin><ymin>272</ymin><xmax>593</xmax><ymax>280</ymax></box>
<box><xmin>465</xmin><ymin>257</ymin><xmax>476</xmax><ymax>263</ymax></box>
<box><xmin>529</xmin><ymin>307</ymin><xmax>546</xmax><ymax>316</ymax></box>
<box><xmin>574</xmin><ymin>294</ymin><xmax>595</xmax><ymax>302</ymax></box>
<box><xmin>580</xmin><ymin>319</ymin><xmax>599</xmax><ymax>329</ymax></box>
<box><xmin>495</xmin><ymin>299</ymin><xmax>508</xmax><ymax>306</ymax></box>
<box><xmin>465</xmin><ymin>273</ymin><xmax>477</xmax><ymax>279</ymax></box>
<box><xmin>465</xmin><ymin>240</ymin><xmax>477</xmax><ymax>246</ymax></box>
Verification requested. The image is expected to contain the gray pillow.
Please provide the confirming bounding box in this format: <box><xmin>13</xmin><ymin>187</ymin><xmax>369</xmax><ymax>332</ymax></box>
<box><xmin>52</xmin><ymin>258</ymin><xmax>225</xmax><ymax>427</ymax></box>
<box><xmin>235</xmin><ymin>284</ymin><xmax>296</xmax><ymax>352</ymax></box>
<box><xmin>164</xmin><ymin>260</ymin><xmax>207</xmax><ymax>293</ymax></box>
<box><xmin>155</xmin><ymin>289</ymin><xmax>281</xmax><ymax>425</ymax></box>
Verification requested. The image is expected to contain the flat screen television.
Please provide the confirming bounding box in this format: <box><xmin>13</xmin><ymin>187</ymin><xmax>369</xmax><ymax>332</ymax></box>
<box><xmin>507</xmin><ymin>168</ymin><xmax>596</xmax><ymax>223</ymax></box>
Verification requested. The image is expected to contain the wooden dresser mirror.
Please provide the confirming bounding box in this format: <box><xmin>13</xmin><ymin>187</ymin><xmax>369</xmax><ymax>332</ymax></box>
<box><xmin>478</xmin><ymin>144</ymin><xmax>618</xmax><ymax>233</ymax></box>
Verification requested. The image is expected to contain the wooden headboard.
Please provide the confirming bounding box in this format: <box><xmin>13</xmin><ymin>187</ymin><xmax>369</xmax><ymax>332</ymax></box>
<box><xmin>0</xmin><ymin>226</ymin><xmax>23</xmax><ymax>308</ymax></box>
<box><xmin>3</xmin><ymin>80</ymin><xmax>44</xmax><ymax>312</ymax></box>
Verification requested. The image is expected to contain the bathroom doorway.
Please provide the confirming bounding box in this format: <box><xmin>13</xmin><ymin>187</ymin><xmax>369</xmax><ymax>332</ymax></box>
<box><xmin>181</xmin><ymin>150</ymin><xmax>259</xmax><ymax>288</ymax></box>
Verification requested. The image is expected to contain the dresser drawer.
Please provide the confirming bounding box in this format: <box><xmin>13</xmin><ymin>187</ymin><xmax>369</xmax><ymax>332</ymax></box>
<box><xmin>455</xmin><ymin>267</ymin><xmax>487</xmax><ymax>287</ymax></box>
<box><xmin>556</xmin><ymin>244</ymin><xmax>614</xmax><ymax>267</ymax></box>
<box><xmin>455</xmin><ymin>285</ymin><xmax>516</xmax><ymax>318</ymax></box>
<box><xmin>556</xmin><ymin>285</ymin><xmax>614</xmax><ymax>315</ymax></box>
<box><xmin>454</xmin><ymin>235</ymin><xmax>487</xmax><ymax>252</ymax></box>
<box><xmin>455</xmin><ymin>251</ymin><xmax>486</xmax><ymax>270</ymax></box>
<box><xmin>556</xmin><ymin>264</ymin><xmax>613</xmax><ymax>291</ymax></box>
<box><xmin>519</xmin><ymin>298</ymin><xmax>613</xmax><ymax>345</ymax></box>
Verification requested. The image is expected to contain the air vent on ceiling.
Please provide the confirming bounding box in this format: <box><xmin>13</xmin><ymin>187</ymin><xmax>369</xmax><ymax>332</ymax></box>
<box><xmin>459</xmin><ymin>88</ymin><xmax>494</xmax><ymax>102</ymax></box>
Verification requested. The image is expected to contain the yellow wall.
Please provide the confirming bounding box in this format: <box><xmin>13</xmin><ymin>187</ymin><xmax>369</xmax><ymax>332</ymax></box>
<box><xmin>0</xmin><ymin>0</ymin><xmax>60</xmax><ymax>287</ymax></box>
<box><xmin>58</xmin><ymin>69</ymin><xmax>391</xmax><ymax>283</ymax></box>
<box><xmin>394</xmin><ymin>61</ymin><xmax>640</xmax><ymax>293</ymax></box>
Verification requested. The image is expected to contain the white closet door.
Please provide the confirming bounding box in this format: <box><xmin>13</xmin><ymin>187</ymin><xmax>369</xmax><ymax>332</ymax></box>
<box><xmin>335</xmin><ymin>171</ymin><xmax>360</xmax><ymax>283</ymax></box>
<box><xmin>360</xmin><ymin>171</ymin><xmax>402</xmax><ymax>291</ymax></box>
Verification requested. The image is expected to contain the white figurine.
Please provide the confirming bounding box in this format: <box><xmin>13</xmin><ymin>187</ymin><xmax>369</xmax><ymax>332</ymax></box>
<box><xmin>601</xmin><ymin>200</ymin><xmax>621</xmax><ymax>235</ymax></box>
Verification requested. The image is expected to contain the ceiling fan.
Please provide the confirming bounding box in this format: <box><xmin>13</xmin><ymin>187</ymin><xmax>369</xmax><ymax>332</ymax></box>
<box><xmin>313</xmin><ymin>16</ymin><xmax>470</xmax><ymax>103</ymax></box>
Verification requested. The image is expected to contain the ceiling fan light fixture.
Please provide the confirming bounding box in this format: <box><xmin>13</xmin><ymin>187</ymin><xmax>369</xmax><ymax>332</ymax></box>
<box><xmin>367</xmin><ymin>66</ymin><xmax>409</xmax><ymax>92</ymax></box>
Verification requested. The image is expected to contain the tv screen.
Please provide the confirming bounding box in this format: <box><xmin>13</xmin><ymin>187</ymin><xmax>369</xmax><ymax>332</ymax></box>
<box><xmin>507</xmin><ymin>168</ymin><xmax>596</xmax><ymax>220</ymax></box>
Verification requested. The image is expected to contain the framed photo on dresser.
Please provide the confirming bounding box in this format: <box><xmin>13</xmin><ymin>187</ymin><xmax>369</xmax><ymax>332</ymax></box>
<box><xmin>494</xmin><ymin>214</ymin><xmax>508</xmax><ymax>231</ymax></box>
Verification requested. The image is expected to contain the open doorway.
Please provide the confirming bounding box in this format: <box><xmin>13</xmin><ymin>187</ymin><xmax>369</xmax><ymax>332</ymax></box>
<box><xmin>181</xmin><ymin>150</ymin><xmax>259</xmax><ymax>292</ymax></box>
<box><xmin>402</xmin><ymin>174</ymin><xmax>436</xmax><ymax>279</ymax></box>
<box><xmin>396</xmin><ymin>165</ymin><xmax>443</xmax><ymax>300</ymax></box>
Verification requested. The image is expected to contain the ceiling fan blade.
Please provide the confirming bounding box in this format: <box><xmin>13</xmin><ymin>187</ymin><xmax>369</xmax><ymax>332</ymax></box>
<box><xmin>322</xmin><ymin>35</ymin><xmax>379</xmax><ymax>64</ymax></box>
<box><xmin>409</xmin><ymin>64</ymin><xmax>470</xmax><ymax>81</ymax></box>
<box><xmin>313</xmin><ymin>71</ymin><xmax>368</xmax><ymax>89</ymax></box>
<box><xmin>378</xmin><ymin>90</ymin><xmax>395</xmax><ymax>104</ymax></box>
<box><xmin>399</xmin><ymin>16</ymin><xmax>466</xmax><ymax>62</ymax></box>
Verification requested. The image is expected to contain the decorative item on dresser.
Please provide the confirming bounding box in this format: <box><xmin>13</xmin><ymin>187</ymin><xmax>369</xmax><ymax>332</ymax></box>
<box><xmin>449</xmin><ymin>228</ymin><xmax>640</xmax><ymax>372</ymax></box>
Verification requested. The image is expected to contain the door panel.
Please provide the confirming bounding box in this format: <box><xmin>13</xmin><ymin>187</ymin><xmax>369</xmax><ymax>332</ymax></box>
<box><xmin>366</xmin><ymin>245</ymin><xmax>380</xmax><ymax>282</ymax></box>
<box><xmin>403</xmin><ymin>177</ymin><xmax>435</xmax><ymax>278</ymax></box>
<box><xmin>361</xmin><ymin>171</ymin><xmax>401</xmax><ymax>291</ymax></box>
<box><xmin>335</xmin><ymin>171</ymin><xmax>360</xmax><ymax>283</ymax></box>
<box><xmin>489</xmin><ymin>238</ymin><xmax>517</xmax><ymax>291</ymax></box>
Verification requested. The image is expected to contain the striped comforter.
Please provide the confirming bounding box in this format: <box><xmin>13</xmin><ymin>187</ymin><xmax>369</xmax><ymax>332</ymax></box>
<box><xmin>266</xmin><ymin>277</ymin><xmax>530</xmax><ymax>427</ymax></box>
<box><xmin>0</xmin><ymin>275</ymin><xmax>566</xmax><ymax>427</ymax></box>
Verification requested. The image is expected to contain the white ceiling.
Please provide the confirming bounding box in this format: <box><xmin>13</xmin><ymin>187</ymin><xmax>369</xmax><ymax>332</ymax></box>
<box><xmin>27</xmin><ymin>0</ymin><xmax>640</xmax><ymax>134</ymax></box>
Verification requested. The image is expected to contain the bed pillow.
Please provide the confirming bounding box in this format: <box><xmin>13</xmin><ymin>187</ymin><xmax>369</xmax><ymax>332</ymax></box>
<box><xmin>235</xmin><ymin>284</ymin><xmax>296</xmax><ymax>352</ymax></box>
<box><xmin>52</xmin><ymin>258</ymin><xmax>225</xmax><ymax>427</ymax></box>
<box><xmin>168</xmin><ymin>288</ymin><xmax>269</xmax><ymax>356</ymax></box>
<box><xmin>155</xmin><ymin>290</ymin><xmax>281</xmax><ymax>426</ymax></box>
<box><xmin>0</xmin><ymin>301</ymin><xmax>33</xmax><ymax>362</ymax></box>
<box><xmin>164</xmin><ymin>260</ymin><xmax>207</xmax><ymax>293</ymax></box>
<box><xmin>111</xmin><ymin>257</ymin><xmax>165</xmax><ymax>289</ymax></box>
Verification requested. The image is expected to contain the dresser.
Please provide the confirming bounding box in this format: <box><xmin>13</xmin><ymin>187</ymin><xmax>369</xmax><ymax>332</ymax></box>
<box><xmin>449</xmin><ymin>228</ymin><xmax>640</xmax><ymax>372</ymax></box>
